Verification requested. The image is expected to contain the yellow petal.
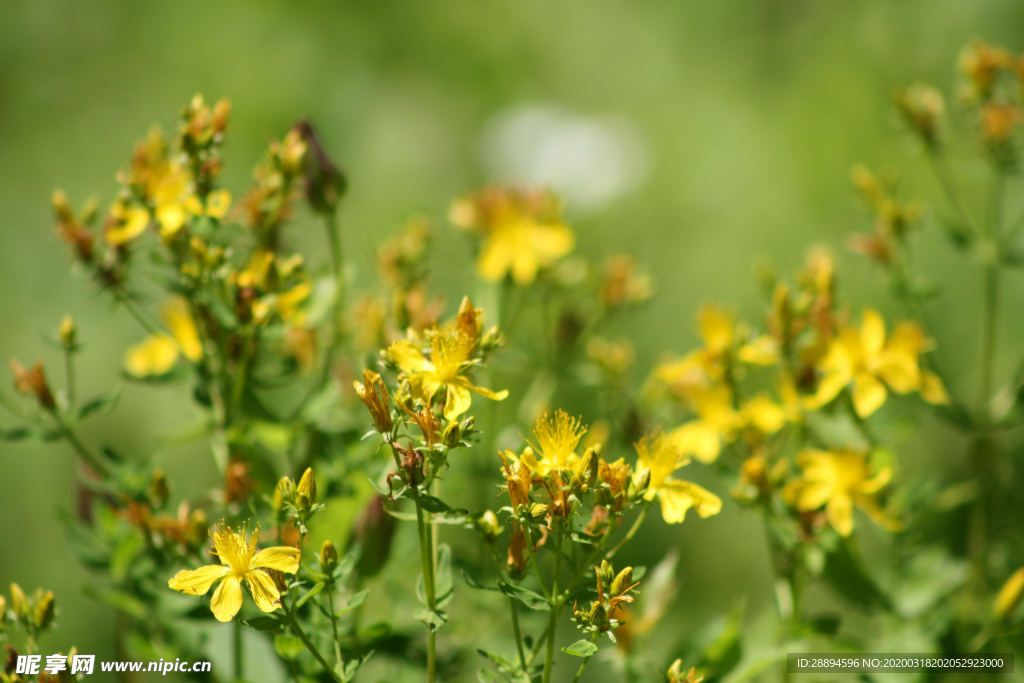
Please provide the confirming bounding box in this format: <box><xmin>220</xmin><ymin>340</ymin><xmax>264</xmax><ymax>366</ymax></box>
<box><xmin>826</xmin><ymin>494</ymin><xmax>854</xmax><ymax>536</ymax></box>
<box><xmin>244</xmin><ymin>569</ymin><xmax>282</xmax><ymax>613</ymax></box>
<box><xmin>124</xmin><ymin>335</ymin><xmax>180</xmax><ymax>377</ymax></box>
<box><xmin>531</xmin><ymin>222</ymin><xmax>575</xmax><ymax>261</ymax></box>
<box><xmin>206</xmin><ymin>189</ymin><xmax>232</xmax><ymax>218</ymax></box>
<box><xmin>876</xmin><ymin>350</ymin><xmax>920</xmax><ymax>394</ymax></box>
<box><xmin>698</xmin><ymin>305</ymin><xmax>734</xmax><ymax>355</ymax></box>
<box><xmin>860</xmin><ymin>309</ymin><xmax>886</xmax><ymax>356</ymax></box>
<box><xmin>251</xmin><ymin>547</ymin><xmax>301</xmax><ymax>574</ymax></box>
<box><xmin>210</xmin><ymin>575</ymin><xmax>243</xmax><ymax>622</ymax></box>
<box><xmin>738</xmin><ymin>336</ymin><xmax>779</xmax><ymax>365</ymax></box>
<box><xmin>444</xmin><ymin>381</ymin><xmax>472</xmax><ymax>421</ymax></box>
<box><xmin>162</xmin><ymin>297</ymin><xmax>203</xmax><ymax>362</ymax></box>
<box><xmin>657</xmin><ymin>479</ymin><xmax>722</xmax><ymax>524</ymax></box>
<box><xmin>920</xmin><ymin>370</ymin><xmax>951</xmax><ymax>405</ymax></box>
<box><xmin>106</xmin><ymin>205</ymin><xmax>151</xmax><ymax>245</ymax></box>
<box><xmin>156</xmin><ymin>204</ymin><xmax>186</xmax><ymax>237</ymax></box>
<box><xmin>386</xmin><ymin>340</ymin><xmax>428</xmax><ymax>373</ymax></box>
<box><xmin>853</xmin><ymin>372</ymin><xmax>887</xmax><ymax>418</ymax></box>
<box><xmin>668</xmin><ymin>421</ymin><xmax>721</xmax><ymax>464</ymax></box>
<box><xmin>167</xmin><ymin>564</ymin><xmax>229</xmax><ymax>595</ymax></box>
<box><xmin>742</xmin><ymin>394</ymin><xmax>787</xmax><ymax>434</ymax></box>
<box><xmin>467</xmin><ymin>382</ymin><xmax>509</xmax><ymax>401</ymax></box>
<box><xmin>803</xmin><ymin>369</ymin><xmax>849</xmax><ymax>410</ymax></box>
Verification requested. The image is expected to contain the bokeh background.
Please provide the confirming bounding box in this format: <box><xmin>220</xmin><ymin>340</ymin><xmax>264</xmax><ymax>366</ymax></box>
<box><xmin>3</xmin><ymin>0</ymin><xmax>1024</xmax><ymax>679</ymax></box>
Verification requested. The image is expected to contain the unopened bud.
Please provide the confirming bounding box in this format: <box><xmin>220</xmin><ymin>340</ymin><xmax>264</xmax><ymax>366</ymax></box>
<box><xmin>295</xmin><ymin>120</ymin><xmax>347</xmax><ymax>215</ymax></box>
<box><xmin>0</xmin><ymin>595</ymin><xmax>6</xmax><ymax>629</ymax></box>
<box><xmin>33</xmin><ymin>590</ymin><xmax>55</xmax><ymax>629</ymax></box>
<box><xmin>59</xmin><ymin>316</ymin><xmax>77</xmax><ymax>349</ymax></box>
<box><xmin>297</xmin><ymin>468</ymin><xmax>317</xmax><ymax>509</ymax></box>
<box><xmin>611</xmin><ymin>567</ymin><xmax>634</xmax><ymax>596</ymax></box>
<box><xmin>460</xmin><ymin>416</ymin><xmax>475</xmax><ymax>433</ymax></box>
<box><xmin>9</xmin><ymin>585</ymin><xmax>28</xmax><ymax>620</ymax></box>
<box><xmin>994</xmin><ymin>567</ymin><xmax>1024</xmax><ymax>621</ymax></box>
<box><xmin>579</xmin><ymin>447</ymin><xmax>598</xmax><ymax>489</ymax></box>
<box><xmin>588</xmin><ymin>601</ymin><xmax>608</xmax><ymax>627</ymax></box>
<box><xmin>628</xmin><ymin>469</ymin><xmax>651</xmax><ymax>501</ymax></box>
<box><xmin>598</xmin><ymin>560</ymin><xmax>615</xmax><ymax>588</ymax></box>
<box><xmin>394</xmin><ymin>380</ymin><xmax>414</xmax><ymax>412</ymax></box>
<box><xmin>320</xmin><ymin>540</ymin><xmax>339</xmax><ymax>575</ymax></box>
<box><xmin>476</xmin><ymin>511</ymin><xmax>501</xmax><ymax>542</ymax></box>
<box><xmin>276</xmin><ymin>476</ymin><xmax>296</xmax><ymax>509</ymax></box>
<box><xmin>9</xmin><ymin>359</ymin><xmax>56</xmax><ymax>410</ymax></box>
<box><xmin>528</xmin><ymin>503</ymin><xmax>549</xmax><ymax>521</ymax></box>
<box><xmin>480</xmin><ymin>327</ymin><xmax>506</xmax><ymax>352</ymax></box>
<box><xmin>442</xmin><ymin>421</ymin><xmax>462</xmax><ymax>448</ymax></box>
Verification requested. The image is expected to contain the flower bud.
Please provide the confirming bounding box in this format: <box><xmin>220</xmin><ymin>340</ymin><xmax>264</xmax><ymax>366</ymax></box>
<box><xmin>459</xmin><ymin>416</ymin><xmax>475</xmax><ymax>434</ymax></box>
<box><xmin>528</xmin><ymin>503</ymin><xmax>549</xmax><ymax>521</ymax></box>
<box><xmin>295</xmin><ymin>120</ymin><xmax>347</xmax><ymax>216</ymax></box>
<box><xmin>628</xmin><ymin>469</ymin><xmax>651</xmax><ymax>502</ymax></box>
<box><xmin>598</xmin><ymin>560</ymin><xmax>615</xmax><ymax>588</ymax></box>
<box><xmin>33</xmin><ymin>590</ymin><xmax>55</xmax><ymax>630</ymax></box>
<box><xmin>59</xmin><ymin>316</ymin><xmax>77</xmax><ymax>350</ymax></box>
<box><xmin>0</xmin><ymin>595</ymin><xmax>6</xmax><ymax>629</ymax></box>
<box><xmin>994</xmin><ymin>567</ymin><xmax>1024</xmax><ymax>621</ymax></box>
<box><xmin>611</xmin><ymin>567</ymin><xmax>634</xmax><ymax>597</ymax></box>
<box><xmin>480</xmin><ymin>326</ymin><xmax>506</xmax><ymax>352</ymax></box>
<box><xmin>297</xmin><ymin>468</ymin><xmax>317</xmax><ymax>509</ymax></box>
<box><xmin>394</xmin><ymin>380</ymin><xmax>414</xmax><ymax>412</ymax></box>
<box><xmin>579</xmin><ymin>447</ymin><xmax>598</xmax><ymax>489</ymax></box>
<box><xmin>588</xmin><ymin>601</ymin><xmax>608</xmax><ymax>627</ymax></box>
<box><xmin>276</xmin><ymin>476</ymin><xmax>296</xmax><ymax>509</ymax></box>
<box><xmin>9</xmin><ymin>584</ymin><xmax>28</xmax><ymax>620</ymax></box>
<box><xmin>894</xmin><ymin>83</ymin><xmax>945</xmax><ymax>147</ymax></box>
<box><xmin>475</xmin><ymin>511</ymin><xmax>501</xmax><ymax>542</ymax></box>
<box><xmin>442</xmin><ymin>420</ymin><xmax>462</xmax><ymax>448</ymax></box>
<box><xmin>320</xmin><ymin>540</ymin><xmax>339</xmax><ymax>575</ymax></box>
<box><xmin>354</xmin><ymin>369</ymin><xmax>393</xmax><ymax>433</ymax></box>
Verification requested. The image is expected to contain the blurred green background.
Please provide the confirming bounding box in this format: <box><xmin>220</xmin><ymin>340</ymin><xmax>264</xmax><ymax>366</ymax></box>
<box><xmin>3</xmin><ymin>0</ymin><xmax>1024</xmax><ymax>679</ymax></box>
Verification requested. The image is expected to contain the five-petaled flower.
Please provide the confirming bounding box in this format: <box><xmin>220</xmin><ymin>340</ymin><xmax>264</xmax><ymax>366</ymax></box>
<box><xmin>783</xmin><ymin>448</ymin><xmax>901</xmax><ymax>537</ymax></box>
<box><xmin>168</xmin><ymin>523</ymin><xmax>300</xmax><ymax>622</ymax></box>
<box><xmin>635</xmin><ymin>431</ymin><xmax>722</xmax><ymax>524</ymax></box>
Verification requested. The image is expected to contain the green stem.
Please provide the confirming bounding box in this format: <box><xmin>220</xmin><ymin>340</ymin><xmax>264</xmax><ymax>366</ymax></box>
<box><xmin>118</xmin><ymin>293</ymin><xmax>164</xmax><ymax>337</ymax></box>
<box><xmin>51</xmin><ymin>411</ymin><xmax>110</xmax><ymax>478</ymax></box>
<box><xmin>326</xmin><ymin>587</ymin><xmax>343</xmax><ymax>667</ymax></box>
<box><xmin>926</xmin><ymin>150</ymin><xmax>981</xmax><ymax>238</ymax></box>
<box><xmin>233</xmin><ymin>618</ymin><xmax>243</xmax><ymax>680</ymax></box>
<box><xmin>282</xmin><ymin>607</ymin><xmax>346</xmax><ymax>682</ymax></box>
<box><xmin>412</xmin><ymin>486</ymin><xmax>438</xmax><ymax>683</ymax></box>
<box><xmin>569</xmin><ymin>634</ymin><xmax>599</xmax><ymax>683</ymax></box>
<box><xmin>64</xmin><ymin>346</ymin><xmax>76</xmax><ymax>413</ymax></box>
<box><xmin>542</xmin><ymin>521</ymin><xmax>564</xmax><ymax>683</ymax></box>
<box><xmin>510</xmin><ymin>597</ymin><xmax>527</xmax><ymax>672</ymax></box>
<box><xmin>526</xmin><ymin>624</ymin><xmax>550</xmax><ymax>667</ymax></box>
<box><xmin>230</xmin><ymin>330</ymin><xmax>256</xmax><ymax>421</ymax></box>
<box><xmin>606</xmin><ymin>501</ymin><xmax>650</xmax><ymax>559</ymax></box>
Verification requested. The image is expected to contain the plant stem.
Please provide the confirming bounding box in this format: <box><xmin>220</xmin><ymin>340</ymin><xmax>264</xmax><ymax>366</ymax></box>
<box><xmin>233</xmin><ymin>618</ymin><xmax>243</xmax><ymax>681</ymax></box>
<box><xmin>510</xmin><ymin>597</ymin><xmax>527</xmax><ymax>672</ymax></box>
<box><xmin>542</xmin><ymin>520</ymin><xmax>564</xmax><ymax>683</ymax></box>
<box><xmin>412</xmin><ymin>485</ymin><xmax>438</xmax><ymax>683</ymax></box>
<box><xmin>282</xmin><ymin>607</ymin><xmax>346</xmax><ymax>683</ymax></box>
<box><xmin>606</xmin><ymin>500</ymin><xmax>650</xmax><ymax>559</ymax></box>
<box><xmin>64</xmin><ymin>346</ymin><xmax>76</xmax><ymax>413</ymax></box>
<box><xmin>569</xmin><ymin>634</ymin><xmax>599</xmax><ymax>683</ymax></box>
<box><xmin>51</xmin><ymin>411</ymin><xmax>110</xmax><ymax>478</ymax></box>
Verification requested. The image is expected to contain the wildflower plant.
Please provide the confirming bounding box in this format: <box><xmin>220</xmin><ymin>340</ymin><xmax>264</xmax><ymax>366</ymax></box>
<box><xmin>3</xmin><ymin>37</ymin><xmax>1024</xmax><ymax>683</ymax></box>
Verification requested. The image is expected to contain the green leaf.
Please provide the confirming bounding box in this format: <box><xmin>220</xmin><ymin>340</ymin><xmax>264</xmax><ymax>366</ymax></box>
<box><xmin>462</xmin><ymin>570</ymin><xmax>499</xmax><ymax>592</ymax></box>
<box><xmin>562</xmin><ymin>640</ymin><xmax>598</xmax><ymax>657</ymax></box>
<box><xmin>497</xmin><ymin>581</ymin><xmax>549</xmax><ymax>611</ymax></box>
<box><xmin>413</xmin><ymin>608</ymin><xmax>448</xmax><ymax>632</ymax></box>
<box><xmin>476</xmin><ymin>649</ymin><xmax>514</xmax><ymax>672</ymax></box>
<box><xmin>295</xmin><ymin>581</ymin><xmax>325</xmax><ymax>608</ymax></box>
<box><xmin>335</xmin><ymin>588</ymin><xmax>370</xmax><ymax>617</ymax></box>
<box><xmin>478</xmin><ymin>670</ymin><xmax>510</xmax><ymax>683</ymax></box>
<box><xmin>274</xmin><ymin>634</ymin><xmax>305</xmax><ymax>659</ymax></box>
<box><xmin>0</xmin><ymin>426</ymin><xmax>31</xmax><ymax>441</ymax></box>
<box><xmin>822</xmin><ymin>541</ymin><xmax>891</xmax><ymax>611</ymax></box>
<box><xmin>77</xmin><ymin>389</ymin><xmax>121</xmax><ymax>422</ymax></box>
<box><xmin>419</xmin><ymin>495</ymin><xmax>465</xmax><ymax>514</ymax></box>
<box><xmin>243</xmin><ymin>616</ymin><xmax>282</xmax><ymax>632</ymax></box>
<box><xmin>436</xmin><ymin>544</ymin><xmax>454</xmax><ymax>608</ymax></box>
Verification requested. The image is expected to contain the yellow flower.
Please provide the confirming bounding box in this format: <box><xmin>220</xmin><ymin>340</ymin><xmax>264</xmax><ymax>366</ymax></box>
<box><xmin>450</xmin><ymin>187</ymin><xmax>575</xmax><ymax>285</ymax></box>
<box><xmin>105</xmin><ymin>199</ymin><xmax>151</xmax><ymax>246</ymax></box>
<box><xmin>385</xmin><ymin>327</ymin><xmax>507</xmax><ymax>420</ymax></box>
<box><xmin>783</xmin><ymin>448</ymin><xmax>901</xmax><ymax>537</ymax></box>
<box><xmin>804</xmin><ymin>309</ymin><xmax>948</xmax><ymax>417</ymax></box>
<box><xmin>168</xmin><ymin>524</ymin><xmax>299</xmax><ymax>622</ymax></box>
<box><xmin>635</xmin><ymin>431</ymin><xmax>721</xmax><ymax>524</ymax></box>
<box><xmin>668</xmin><ymin>385</ymin><xmax>741</xmax><ymax>464</ymax></box>
<box><xmin>520</xmin><ymin>410</ymin><xmax>587</xmax><ymax>476</ymax></box>
<box><xmin>124</xmin><ymin>297</ymin><xmax>202</xmax><ymax>377</ymax></box>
